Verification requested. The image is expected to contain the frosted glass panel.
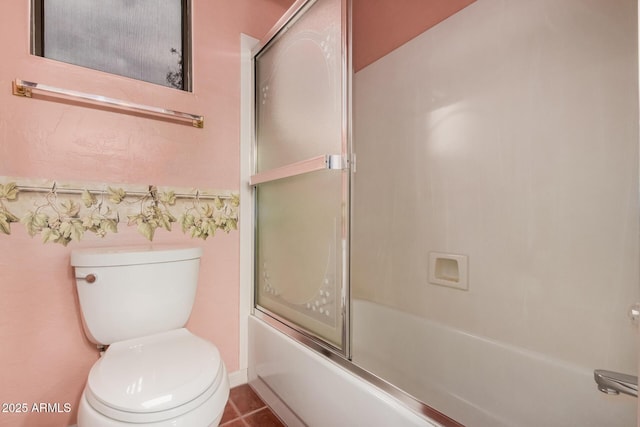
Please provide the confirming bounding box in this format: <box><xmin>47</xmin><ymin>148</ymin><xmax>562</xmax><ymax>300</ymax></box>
<box><xmin>254</xmin><ymin>0</ymin><xmax>347</xmax><ymax>350</ymax></box>
<box><xmin>255</xmin><ymin>0</ymin><xmax>343</xmax><ymax>172</ymax></box>
<box><xmin>256</xmin><ymin>171</ymin><xmax>344</xmax><ymax>347</ymax></box>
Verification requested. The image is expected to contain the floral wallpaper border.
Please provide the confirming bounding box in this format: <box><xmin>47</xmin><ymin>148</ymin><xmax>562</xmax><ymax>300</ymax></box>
<box><xmin>0</xmin><ymin>176</ymin><xmax>239</xmax><ymax>245</ymax></box>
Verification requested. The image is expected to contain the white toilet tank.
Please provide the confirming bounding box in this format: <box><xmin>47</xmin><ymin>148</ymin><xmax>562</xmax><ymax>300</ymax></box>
<box><xmin>71</xmin><ymin>245</ymin><xmax>203</xmax><ymax>345</ymax></box>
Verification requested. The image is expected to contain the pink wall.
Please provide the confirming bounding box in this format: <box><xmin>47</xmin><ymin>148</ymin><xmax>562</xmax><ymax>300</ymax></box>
<box><xmin>0</xmin><ymin>1</ymin><xmax>291</xmax><ymax>426</ymax></box>
<box><xmin>352</xmin><ymin>0</ymin><xmax>476</xmax><ymax>71</ymax></box>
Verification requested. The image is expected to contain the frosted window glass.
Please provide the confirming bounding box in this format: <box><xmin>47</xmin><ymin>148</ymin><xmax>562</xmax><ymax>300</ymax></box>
<box><xmin>35</xmin><ymin>0</ymin><xmax>188</xmax><ymax>90</ymax></box>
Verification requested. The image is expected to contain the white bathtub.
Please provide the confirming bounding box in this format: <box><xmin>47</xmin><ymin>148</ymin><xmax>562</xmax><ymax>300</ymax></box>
<box><xmin>248</xmin><ymin>315</ymin><xmax>443</xmax><ymax>426</ymax></box>
<box><xmin>351</xmin><ymin>299</ymin><xmax>636</xmax><ymax>427</ymax></box>
<box><xmin>248</xmin><ymin>300</ymin><xmax>636</xmax><ymax>426</ymax></box>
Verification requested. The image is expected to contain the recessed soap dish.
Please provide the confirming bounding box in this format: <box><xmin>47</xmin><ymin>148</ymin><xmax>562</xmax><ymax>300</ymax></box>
<box><xmin>428</xmin><ymin>252</ymin><xmax>468</xmax><ymax>291</ymax></box>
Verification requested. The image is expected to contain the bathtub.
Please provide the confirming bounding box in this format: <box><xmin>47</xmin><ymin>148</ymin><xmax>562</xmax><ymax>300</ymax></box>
<box><xmin>248</xmin><ymin>314</ymin><xmax>443</xmax><ymax>426</ymax></box>
<box><xmin>248</xmin><ymin>300</ymin><xmax>636</xmax><ymax>426</ymax></box>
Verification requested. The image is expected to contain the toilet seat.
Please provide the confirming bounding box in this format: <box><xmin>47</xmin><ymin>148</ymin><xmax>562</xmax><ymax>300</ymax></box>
<box><xmin>84</xmin><ymin>328</ymin><xmax>225</xmax><ymax>423</ymax></box>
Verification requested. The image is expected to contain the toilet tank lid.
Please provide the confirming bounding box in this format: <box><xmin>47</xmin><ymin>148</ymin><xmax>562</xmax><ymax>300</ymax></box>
<box><xmin>71</xmin><ymin>245</ymin><xmax>202</xmax><ymax>267</ymax></box>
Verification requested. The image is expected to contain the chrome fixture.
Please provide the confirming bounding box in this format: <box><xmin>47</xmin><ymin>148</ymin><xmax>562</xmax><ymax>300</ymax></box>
<box><xmin>594</xmin><ymin>369</ymin><xmax>638</xmax><ymax>397</ymax></box>
<box><xmin>249</xmin><ymin>154</ymin><xmax>348</xmax><ymax>186</ymax></box>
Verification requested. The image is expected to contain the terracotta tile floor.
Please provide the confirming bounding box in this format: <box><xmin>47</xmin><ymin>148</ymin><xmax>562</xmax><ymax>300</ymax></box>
<box><xmin>220</xmin><ymin>384</ymin><xmax>286</xmax><ymax>427</ymax></box>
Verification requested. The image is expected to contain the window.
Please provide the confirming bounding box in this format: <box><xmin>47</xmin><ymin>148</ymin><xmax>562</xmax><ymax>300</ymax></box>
<box><xmin>31</xmin><ymin>0</ymin><xmax>192</xmax><ymax>91</ymax></box>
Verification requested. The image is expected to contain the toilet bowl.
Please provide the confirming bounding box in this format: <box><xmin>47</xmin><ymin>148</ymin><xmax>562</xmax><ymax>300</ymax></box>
<box><xmin>71</xmin><ymin>246</ymin><xmax>230</xmax><ymax>426</ymax></box>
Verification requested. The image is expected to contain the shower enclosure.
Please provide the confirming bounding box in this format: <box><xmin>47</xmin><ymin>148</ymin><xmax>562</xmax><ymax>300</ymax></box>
<box><xmin>251</xmin><ymin>0</ymin><xmax>350</xmax><ymax>354</ymax></box>
<box><xmin>249</xmin><ymin>0</ymin><xmax>640</xmax><ymax>425</ymax></box>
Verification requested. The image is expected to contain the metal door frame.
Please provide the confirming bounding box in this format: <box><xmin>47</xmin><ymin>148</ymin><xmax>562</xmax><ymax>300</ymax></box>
<box><xmin>249</xmin><ymin>0</ymin><xmax>353</xmax><ymax>359</ymax></box>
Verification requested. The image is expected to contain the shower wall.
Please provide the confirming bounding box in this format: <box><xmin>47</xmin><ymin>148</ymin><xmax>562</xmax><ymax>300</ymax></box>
<box><xmin>352</xmin><ymin>0</ymin><xmax>638</xmax><ymax>424</ymax></box>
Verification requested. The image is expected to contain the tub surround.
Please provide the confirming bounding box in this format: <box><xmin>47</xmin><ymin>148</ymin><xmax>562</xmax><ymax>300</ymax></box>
<box><xmin>353</xmin><ymin>0</ymin><xmax>638</xmax><ymax>375</ymax></box>
<box><xmin>352</xmin><ymin>0</ymin><xmax>638</xmax><ymax>424</ymax></box>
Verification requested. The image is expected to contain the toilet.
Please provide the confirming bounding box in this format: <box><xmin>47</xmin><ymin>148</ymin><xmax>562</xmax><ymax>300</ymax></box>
<box><xmin>70</xmin><ymin>245</ymin><xmax>230</xmax><ymax>427</ymax></box>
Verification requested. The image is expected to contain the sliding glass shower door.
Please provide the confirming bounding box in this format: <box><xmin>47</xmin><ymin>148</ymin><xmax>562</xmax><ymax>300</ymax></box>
<box><xmin>251</xmin><ymin>0</ymin><xmax>350</xmax><ymax>352</ymax></box>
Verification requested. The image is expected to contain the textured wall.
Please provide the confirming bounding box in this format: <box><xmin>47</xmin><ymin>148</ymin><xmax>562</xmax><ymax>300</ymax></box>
<box><xmin>0</xmin><ymin>1</ymin><xmax>291</xmax><ymax>426</ymax></box>
<box><xmin>352</xmin><ymin>0</ymin><xmax>475</xmax><ymax>71</ymax></box>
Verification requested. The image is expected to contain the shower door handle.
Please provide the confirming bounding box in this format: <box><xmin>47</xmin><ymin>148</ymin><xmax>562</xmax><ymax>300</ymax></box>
<box><xmin>250</xmin><ymin>154</ymin><xmax>348</xmax><ymax>186</ymax></box>
<box><xmin>594</xmin><ymin>369</ymin><xmax>638</xmax><ymax>397</ymax></box>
